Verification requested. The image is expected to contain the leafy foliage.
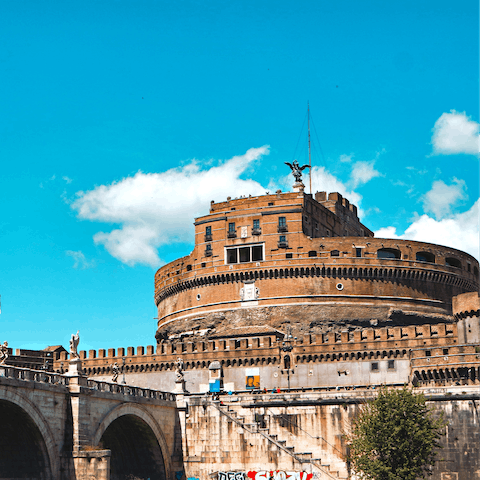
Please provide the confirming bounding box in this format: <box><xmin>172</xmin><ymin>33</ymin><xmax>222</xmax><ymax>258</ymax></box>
<box><xmin>347</xmin><ymin>387</ymin><xmax>445</xmax><ymax>480</ymax></box>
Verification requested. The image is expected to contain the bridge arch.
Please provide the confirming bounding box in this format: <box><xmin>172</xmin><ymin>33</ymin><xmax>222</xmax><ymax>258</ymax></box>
<box><xmin>0</xmin><ymin>388</ymin><xmax>58</xmax><ymax>479</ymax></box>
<box><xmin>93</xmin><ymin>403</ymin><xmax>172</xmax><ymax>480</ymax></box>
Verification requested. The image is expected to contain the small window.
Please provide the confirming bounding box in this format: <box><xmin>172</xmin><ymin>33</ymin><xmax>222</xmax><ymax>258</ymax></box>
<box><xmin>279</xmin><ymin>217</ymin><xmax>286</xmax><ymax>227</ymax></box>
<box><xmin>201</xmin><ymin>262</ymin><xmax>206</xmax><ymax>268</ymax></box>
<box><xmin>416</xmin><ymin>251</ymin><xmax>435</xmax><ymax>263</ymax></box>
<box><xmin>252</xmin><ymin>245</ymin><xmax>263</xmax><ymax>261</ymax></box>
<box><xmin>315</xmin><ymin>222</ymin><xmax>318</xmax><ymax>230</ymax></box>
<box><xmin>206</xmin><ymin>226</ymin><xmax>212</xmax><ymax>235</ymax></box>
<box><xmin>446</xmin><ymin>257</ymin><xmax>461</xmax><ymax>268</ymax></box>
<box><xmin>371</xmin><ymin>362</ymin><xmax>379</xmax><ymax>371</ymax></box>
<box><xmin>443</xmin><ymin>348</ymin><xmax>449</xmax><ymax>355</ymax></box>
<box><xmin>268</xmin><ymin>202</ymin><xmax>274</xmax><ymax>206</ymax></box>
<box><xmin>253</xmin><ymin>219</ymin><xmax>260</xmax><ymax>230</ymax></box>
<box><xmin>186</xmin><ymin>265</ymin><xmax>192</xmax><ymax>271</ymax></box>
<box><xmin>227</xmin><ymin>249</ymin><xmax>238</xmax><ymax>264</ymax></box>
<box><xmin>206</xmin><ymin>244</ymin><xmax>212</xmax><ymax>251</ymax></box>
<box><xmin>308</xmin><ymin>250</ymin><xmax>317</xmax><ymax>257</ymax></box>
<box><xmin>286</xmin><ymin>253</ymin><xmax>293</xmax><ymax>259</ymax></box>
<box><xmin>467</xmin><ymin>263</ymin><xmax>471</xmax><ymax>272</ymax></box>
<box><xmin>239</xmin><ymin>247</ymin><xmax>250</xmax><ymax>263</ymax></box>
<box><xmin>377</xmin><ymin>248</ymin><xmax>401</xmax><ymax>259</ymax></box>
<box><xmin>279</xmin><ymin>235</ymin><xmax>286</xmax><ymax>243</ymax></box>
<box><xmin>388</xmin><ymin>360</ymin><xmax>395</xmax><ymax>370</ymax></box>
<box><xmin>356</xmin><ymin>248</ymin><xmax>362</xmax><ymax>258</ymax></box>
<box><xmin>331</xmin><ymin>250</ymin><xmax>340</xmax><ymax>257</ymax></box>
<box><xmin>228</xmin><ymin>222</ymin><xmax>235</xmax><ymax>233</ymax></box>
<box><xmin>425</xmin><ymin>350</ymin><xmax>431</xmax><ymax>357</ymax></box>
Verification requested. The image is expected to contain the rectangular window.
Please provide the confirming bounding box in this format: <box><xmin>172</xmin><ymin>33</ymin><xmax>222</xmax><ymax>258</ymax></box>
<box><xmin>228</xmin><ymin>222</ymin><xmax>235</xmax><ymax>233</ymax></box>
<box><xmin>425</xmin><ymin>350</ymin><xmax>431</xmax><ymax>357</ymax></box>
<box><xmin>356</xmin><ymin>248</ymin><xmax>362</xmax><ymax>257</ymax></box>
<box><xmin>286</xmin><ymin>253</ymin><xmax>293</xmax><ymax>259</ymax></box>
<box><xmin>253</xmin><ymin>219</ymin><xmax>260</xmax><ymax>230</ymax></box>
<box><xmin>279</xmin><ymin>235</ymin><xmax>286</xmax><ymax>243</ymax></box>
<box><xmin>443</xmin><ymin>348</ymin><xmax>449</xmax><ymax>355</ymax></box>
<box><xmin>226</xmin><ymin>244</ymin><xmax>264</xmax><ymax>264</ymax></box>
<box><xmin>206</xmin><ymin>244</ymin><xmax>212</xmax><ymax>251</ymax></box>
<box><xmin>206</xmin><ymin>226</ymin><xmax>212</xmax><ymax>235</ymax></box>
<box><xmin>252</xmin><ymin>245</ymin><xmax>263</xmax><ymax>261</ymax></box>
<box><xmin>239</xmin><ymin>247</ymin><xmax>250</xmax><ymax>263</ymax></box>
<box><xmin>371</xmin><ymin>362</ymin><xmax>379</xmax><ymax>371</ymax></box>
<box><xmin>279</xmin><ymin>216</ymin><xmax>286</xmax><ymax>227</ymax></box>
<box><xmin>388</xmin><ymin>360</ymin><xmax>395</xmax><ymax>370</ymax></box>
<box><xmin>227</xmin><ymin>249</ymin><xmax>238</xmax><ymax>264</ymax></box>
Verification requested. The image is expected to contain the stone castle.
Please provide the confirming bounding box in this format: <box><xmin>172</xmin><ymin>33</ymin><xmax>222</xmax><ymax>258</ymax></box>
<box><xmin>53</xmin><ymin>180</ymin><xmax>479</xmax><ymax>395</ymax></box>
<box><xmin>3</xmin><ymin>173</ymin><xmax>480</xmax><ymax>480</ymax></box>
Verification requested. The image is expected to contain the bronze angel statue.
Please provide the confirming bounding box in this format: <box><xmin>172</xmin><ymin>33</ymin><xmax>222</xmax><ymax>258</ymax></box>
<box><xmin>285</xmin><ymin>160</ymin><xmax>310</xmax><ymax>183</ymax></box>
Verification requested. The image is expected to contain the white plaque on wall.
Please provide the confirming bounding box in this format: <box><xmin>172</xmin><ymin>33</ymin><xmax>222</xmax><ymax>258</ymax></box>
<box><xmin>241</xmin><ymin>226</ymin><xmax>248</xmax><ymax>238</ymax></box>
<box><xmin>240</xmin><ymin>281</ymin><xmax>259</xmax><ymax>306</ymax></box>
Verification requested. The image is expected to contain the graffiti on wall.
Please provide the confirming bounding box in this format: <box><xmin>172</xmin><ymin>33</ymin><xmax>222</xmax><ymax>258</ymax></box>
<box><xmin>218</xmin><ymin>472</ymin><xmax>245</xmax><ymax>480</ymax></box>
<box><xmin>217</xmin><ymin>471</ymin><xmax>316</xmax><ymax>480</ymax></box>
<box><xmin>248</xmin><ymin>471</ymin><xmax>314</xmax><ymax>480</ymax></box>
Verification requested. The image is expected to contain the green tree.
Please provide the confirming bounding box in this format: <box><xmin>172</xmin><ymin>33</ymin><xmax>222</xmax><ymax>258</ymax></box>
<box><xmin>347</xmin><ymin>387</ymin><xmax>445</xmax><ymax>480</ymax></box>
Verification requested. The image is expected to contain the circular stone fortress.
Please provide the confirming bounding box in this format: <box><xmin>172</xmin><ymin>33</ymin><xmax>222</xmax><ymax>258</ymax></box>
<box><xmin>154</xmin><ymin>181</ymin><xmax>479</xmax><ymax>343</ymax></box>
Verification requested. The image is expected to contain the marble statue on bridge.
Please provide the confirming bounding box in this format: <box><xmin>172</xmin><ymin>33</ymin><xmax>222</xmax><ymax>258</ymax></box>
<box><xmin>69</xmin><ymin>330</ymin><xmax>80</xmax><ymax>359</ymax></box>
<box><xmin>0</xmin><ymin>341</ymin><xmax>8</xmax><ymax>365</ymax></box>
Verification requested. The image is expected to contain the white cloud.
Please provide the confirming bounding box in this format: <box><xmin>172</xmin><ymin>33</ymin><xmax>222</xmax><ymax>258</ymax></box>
<box><xmin>71</xmin><ymin>147</ymin><xmax>269</xmax><ymax>267</ymax></box>
<box><xmin>422</xmin><ymin>178</ymin><xmax>467</xmax><ymax>219</ymax></box>
<box><xmin>350</xmin><ymin>161</ymin><xmax>382</xmax><ymax>188</ymax></box>
<box><xmin>66</xmin><ymin>250</ymin><xmax>95</xmax><ymax>269</ymax></box>
<box><xmin>310</xmin><ymin>165</ymin><xmax>362</xmax><ymax>207</ymax></box>
<box><xmin>432</xmin><ymin>110</ymin><xmax>479</xmax><ymax>155</ymax></box>
<box><xmin>339</xmin><ymin>154</ymin><xmax>353</xmax><ymax>163</ymax></box>
<box><xmin>375</xmin><ymin>226</ymin><xmax>400</xmax><ymax>239</ymax></box>
<box><xmin>62</xmin><ymin>176</ymin><xmax>73</xmax><ymax>184</ymax></box>
<box><xmin>375</xmin><ymin>200</ymin><xmax>479</xmax><ymax>260</ymax></box>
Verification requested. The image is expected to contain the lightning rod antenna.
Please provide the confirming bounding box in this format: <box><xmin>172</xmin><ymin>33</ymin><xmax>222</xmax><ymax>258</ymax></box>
<box><xmin>308</xmin><ymin>102</ymin><xmax>312</xmax><ymax>194</ymax></box>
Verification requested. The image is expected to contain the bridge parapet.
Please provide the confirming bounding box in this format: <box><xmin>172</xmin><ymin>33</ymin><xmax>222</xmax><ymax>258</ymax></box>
<box><xmin>0</xmin><ymin>365</ymin><xmax>70</xmax><ymax>386</ymax></box>
<box><xmin>86</xmin><ymin>378</ymin><xmax>176</xmax><ymax>401</ymax></box>
<box><xmin>0</xmin><ymin>365</ymin><xmax>177</xmax><ymax>403</ymax></box>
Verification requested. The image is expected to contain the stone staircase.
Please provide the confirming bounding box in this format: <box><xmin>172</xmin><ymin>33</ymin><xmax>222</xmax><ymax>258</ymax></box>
<box><xmin>212</xmin><ymin>401</ymin><xmax>347</xmax><ymax>479</ymax></box>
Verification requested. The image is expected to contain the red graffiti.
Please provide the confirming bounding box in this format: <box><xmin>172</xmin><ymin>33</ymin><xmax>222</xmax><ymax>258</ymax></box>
<box><xmin>247</xmin><ymin>471</ymin><xmax>313</xmax><ymax>480</ymax></box>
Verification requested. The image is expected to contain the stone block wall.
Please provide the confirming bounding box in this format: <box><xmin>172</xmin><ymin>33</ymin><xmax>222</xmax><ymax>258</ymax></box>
<box><xmin>179</xmin><ymin>389</ymin><xmax>480</xmax><ymax>480</ymax></box>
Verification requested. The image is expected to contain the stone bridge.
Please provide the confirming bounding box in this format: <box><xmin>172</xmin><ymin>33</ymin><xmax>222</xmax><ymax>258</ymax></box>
<box><xmin>0</xmin><ymin>365</ymin><xmax>182</xmax><ymax>480</ymax></box>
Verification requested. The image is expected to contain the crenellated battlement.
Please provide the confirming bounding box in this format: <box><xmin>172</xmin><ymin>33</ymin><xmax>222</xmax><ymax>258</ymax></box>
<box><xmin>53</xmin><ymin>322</ymin><xmax>462</xmax><ymax>376</ymax></box>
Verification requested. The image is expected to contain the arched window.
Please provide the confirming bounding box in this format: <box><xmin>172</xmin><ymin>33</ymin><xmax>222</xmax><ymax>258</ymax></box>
<box><xmin>446</xmin><ymin>257</ymin><xmax>461</xmax><ymax>268</ymax></box>
<box><xmin>416</xmin><ymin>251</ymin><xmax>435</xmax><ymax>263</ymax></box>
<box><xmin>377</xmin><ymin>248</ymin><xmax>401</xmax><ymax>259</ymax></box>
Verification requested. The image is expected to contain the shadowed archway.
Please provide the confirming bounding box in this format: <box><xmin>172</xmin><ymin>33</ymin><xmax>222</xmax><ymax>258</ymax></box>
<box><xmin>99</xmin><ymin>414</ymin><xmax>167</xmax><ymax>480</ymax></box>
<box><xmin>0</xmin><ymin>399</ymin><xmax>52</xmax><ymax>479</ymax></box>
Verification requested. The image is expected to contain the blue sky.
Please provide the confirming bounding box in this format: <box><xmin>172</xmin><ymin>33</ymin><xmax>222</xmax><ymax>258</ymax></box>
<box><xmin>1</xmin><ymin>1</ymin><xmax>478</xmax><ymax>352</ymax></box>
